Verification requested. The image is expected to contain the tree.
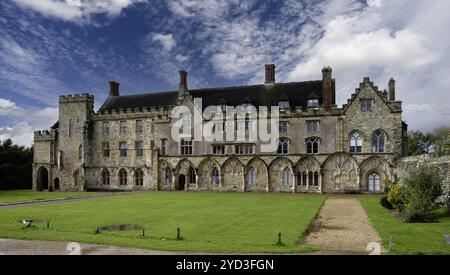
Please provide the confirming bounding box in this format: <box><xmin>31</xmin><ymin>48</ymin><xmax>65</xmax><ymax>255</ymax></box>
<box><xmin>0</xmin><ymin>139</ymin><xmax>33</xmax><ymax>190</ymax></box>
<box><xmin>403</xmin><ymin>168</ymin><xmax>443</xmax><ymax>222</ymax></box>
<box><xmin>430</xmin><ymin>126</ymin><xmax>450</xmax><ymax>156</ymax></box>
<box><xmin>407</xmin><ymin>130</ymin><xmax>428</xmax><ymax>156</ymax></box>
<box><xmin>407</xmin><ymin>127</ymin><xmax>450</xmax><ymax>156</ymax></box>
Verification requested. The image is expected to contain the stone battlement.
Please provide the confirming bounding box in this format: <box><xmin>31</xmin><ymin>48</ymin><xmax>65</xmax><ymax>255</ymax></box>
<box><xmin>59</xmin><ymin>93</ymin><xmax>94</xmax><ymax>103</ymax></box>
<box><xmin>93</xmin><ymin>105</ymin><xmax>344</xmax><ymax>120</ymax></box>
<box><xmin>34</xmin><ymin>129</ymin><xmax>56</xmax><ymax>140</ymax></box>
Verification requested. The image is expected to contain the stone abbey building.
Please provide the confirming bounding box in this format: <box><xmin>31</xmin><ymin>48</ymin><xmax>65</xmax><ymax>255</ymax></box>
<box><xmin>33</xmin><ymin>65</ymin><xmax>408</xmax><ymax>193</ymax></box>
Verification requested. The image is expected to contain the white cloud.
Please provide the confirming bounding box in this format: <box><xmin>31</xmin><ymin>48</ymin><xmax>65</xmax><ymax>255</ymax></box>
<box><xmin>0</xmin><ymin>122</ymin><xmax>34</xmax><ymax>147</ymax></box>
<box><xmin>0</xmin><ymin>35</ymin><xmax>67</xmax><ymax>104</ymax></box>
<box><xmin>286</xmin><ymin>17</ymin><xmax>438</xmax><ymax>81</ymax></box>
<box><xmin>175</xmin><ymin>54</ymin><xmax>189</xmax><ymax>62</ymax></box>
<box><xmin>151</xmin><ymin>33</ymin><xmax>176</xmax><ymax>52</ymax></box>
<box><xmin>12</xmin><ymin>0</ymin><xmax>145</xmax><ymax>24</ymax></box>
<box><xmin>0</xmin><ymin>98</ymin><xmax>21</xmax><ymax>116</ymax></box>
<box><xmin>0</xmin><ymin>98</ymin><xmax>58</xmax><ymax>146</ymax></box>
<box><xmin>162</xmin><ymin>0</ymin><xmax>450</xmax><ymax>132</ymax></box>
<box><xmin>284</xmin><ymin>0</ymin><xmax>449</xmax><ymax>132</ymax></box>
<box><xmin>367</xmin><ymin>0</ymin><xmax>382</xmax><ymax>7</ymax></box>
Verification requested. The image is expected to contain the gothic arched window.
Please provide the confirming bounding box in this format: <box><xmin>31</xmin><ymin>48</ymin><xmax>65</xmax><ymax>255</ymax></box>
<box><xmin>349</xmin><ymin>132</ymin><xmax>363</xmax><ymax>153</ymax></box>
<box><xmin>165</xmin><ymin>167</ymin><xmax>173</xmax><ymax>185</ymax></box>
<box><xmin>189</xmin><ymin>167</ymin><xmax>196</xmax><ymax>184</ymax></box>
<box><xmin>372</xmin><ymin>130</ymin><xmax>385</xmax><ymax>153</ymax></box>
<box><xmin>277</xmin><ymin>138</ymin><xmax>289</xmax><ymax>155</ymax></box>
<box><xmin>135</xmin><ymin>169</ymin><xmax>144</xmax><ymax>186</ymax></box>
<box><xmin>247</xmin><ymin>167</ymin><xmax>256</xmax><ymax>185</ymax></box>
<box><xmin>282</xmin><ymin>167</ymin><xmax>292</xmax><ymax>187</ymax></box>
<box><xmin>368</xmin><ymin>173</ymin><xmax>381</xmax><ymax>192</ymax></box>
<box><xmin>306</xmin><ymin>137</ymin><xmax>320</xmax><ymax>154</ymax></box>
<box><xmin>212</xmin><ymin>167</ymin><xmax>220</xmax><ymax>186</ymax></box>
<box><xmin>102</xmin><ymin>169</ymin><xmax>110</xmax><ymax>185</ymax></box>
<box><xmin>119</xmin><ymin>169</ymin><xmax>128</xmax><ymax>185</ymax></box>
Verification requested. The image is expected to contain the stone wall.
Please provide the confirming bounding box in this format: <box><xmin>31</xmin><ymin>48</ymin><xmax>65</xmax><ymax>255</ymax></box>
<box><xmin>33</xmin><ymin>76</ymin><xmax>405</xmax><ymax>194</ymax></box>
<box><xmin>396</xmin><ymin>155</ymin><xmax>450</xmax><ymax>184</ymax></box>
<box><xmin>396</xmin><ymin>155</ymin><xmax>450</xmax><ymax>207</ymax></box>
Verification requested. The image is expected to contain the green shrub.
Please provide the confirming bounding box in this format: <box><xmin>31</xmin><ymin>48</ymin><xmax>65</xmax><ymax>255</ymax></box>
<box><xmin>380</xmin><ymin>196</ymin><xmax>394</xmax><ymax>209</ymax></box>
<box><xmin>403</xmin><ymin>168</ymin><xmax>442</xmax><ymax>222</ymax></box>
<box><xmin>387</xmin><ymin>184</ymin><xmax>408</xmax><ymax>211</ymax></box>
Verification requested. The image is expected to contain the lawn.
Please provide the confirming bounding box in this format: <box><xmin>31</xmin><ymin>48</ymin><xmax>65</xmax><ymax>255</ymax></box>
<box><xmin>0</xmin><ymin>190</ymin><xmax>97</xmax><ymax>204</ymax></box>
<box><xmin>0</xmin><ymin>192</ymin><xmax>325</xmax><ymax>253</ymax></box>
<box><xmin>359</xmin><ymin>195</ymin><xmax>450</xmax><ymax>255</ymax></box>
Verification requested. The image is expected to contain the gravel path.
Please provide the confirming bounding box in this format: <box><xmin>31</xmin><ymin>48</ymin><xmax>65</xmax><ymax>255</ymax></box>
<box><xmin>0</xmin><ymin>192</ymin><xmax>133</xmax><ymax>208</ymax></box>
<box><xmin>304</xmin><ymin>196</ymin><xmax>383</xmax><ymax>255</ymax></box>
<box><xmin>0</xmin><ymin>238</ymin><xmax>185</xmax><ymax>255</ymax></box>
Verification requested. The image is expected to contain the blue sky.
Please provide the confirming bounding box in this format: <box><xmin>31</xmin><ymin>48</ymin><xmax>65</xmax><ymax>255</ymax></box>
<box><xmin>0</xmin><ymin>0</ymin><xmax>449</xmax><ymax>145</ymax></box>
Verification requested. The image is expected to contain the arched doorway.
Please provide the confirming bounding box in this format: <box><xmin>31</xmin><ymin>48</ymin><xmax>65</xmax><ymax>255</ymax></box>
<box><xmin>37</xmin><ymin>167</ymin><xmax>49</xmax><ymax>191</ymax></box>
<box><xmin>178</xmin><ymin>175</ymin><xmax>186</xmax><ymax>191</ymax></box>
<box><xmin>54</xmin><ymin>178</ymin><xmax>60</xmax><ymax>191</ymax></box>
<box><xmin>368</xmin><ymin>173</ymin><xmax>381</xmax><ymax>192</ymax></box>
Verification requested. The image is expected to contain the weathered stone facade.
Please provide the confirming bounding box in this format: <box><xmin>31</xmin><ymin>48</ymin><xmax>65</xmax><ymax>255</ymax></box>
<box><xmin>32</xmin><ymin>66</ymin><xmax>407</xmax><ymax>194</ymax></box>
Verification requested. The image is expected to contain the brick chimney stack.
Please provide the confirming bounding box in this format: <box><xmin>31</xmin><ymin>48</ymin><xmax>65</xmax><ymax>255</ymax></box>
<box><xmin>179</xmin><ymin>70</ymin><xmax>188</xmax><ymax>96</ymax></box>
<box><xmin>109</xmin><ymin>81</ymin><xmax>120</xmax><ymax>97</ymax></box>
<box><xmin>265</xmin><ymin>64</ymin><xmax>275</xmax><ymax>85</ymax></box>
<box><xmin>322</xmin><ymin>66</ymin><xmax>333</xmax><ymax>110</ymax></box>
<box><xmin>388</xmin><ymin>78</ymin><xmax>396</xmax><ymax>101</ymax></box>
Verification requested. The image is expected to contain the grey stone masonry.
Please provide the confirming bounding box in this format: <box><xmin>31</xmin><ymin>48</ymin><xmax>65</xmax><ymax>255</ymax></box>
<box><xmin>33</xmin><ymin>67</ymin><xmax>407</xmax><ymax>194</ymax></box>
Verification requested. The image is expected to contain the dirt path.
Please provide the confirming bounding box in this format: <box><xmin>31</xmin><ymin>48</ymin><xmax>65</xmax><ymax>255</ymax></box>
<box><xmin>0</xmin><ymin>238</ymin><xmax>186</xmax><ymax>255</ymax></box>
<box><xmin>0</xmin><ymin>192</ymin><xmax>133</xmax><ymax>208</ymax></box>
<box><xmin>304</xmin><ymin>196</ymin><xmax>382</xmax><ymax>255</ymax></box>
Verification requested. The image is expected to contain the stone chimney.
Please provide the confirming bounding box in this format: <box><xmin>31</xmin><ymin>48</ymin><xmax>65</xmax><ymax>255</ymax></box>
<box><xmin>322</xmin><ymin>66</ymin><xmax>333</xmax><ymax>110</ymax></box>
<box><xmin>265</xmin><ymin>64</ymin><xmax>275</xmax><ymax>85</ymax></box>
<box><xmin>179</xmin><ymin>70</ymin><xmax>188</xmax><ymax>96</ymax></box>
<box><xmin>388</xmin><ymin>78</ymin><xmax>396</xmax><ymax>101</ymax></box>
<box><xmin>109</xmin><ymin>81</ymin><xmax>120</xmax><ymax>97</ymax></box>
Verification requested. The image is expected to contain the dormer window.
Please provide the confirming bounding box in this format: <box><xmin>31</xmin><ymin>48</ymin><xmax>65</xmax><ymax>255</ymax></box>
<box><xmin>278</xmin><ymin>100</ymin><xmax>290</xmax><ymax>111</ymax></box>
<box><xmin>308</xmin><ymin>99</ymin><xmax>319</xmax><ymax>108</ymax></box>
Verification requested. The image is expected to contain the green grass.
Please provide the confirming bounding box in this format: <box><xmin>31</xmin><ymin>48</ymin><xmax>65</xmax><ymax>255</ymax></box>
<box><xmin>359</xmin><ymin>195</ymin><xmax>450</xmax><ymax>255</ymax></box>
<box><xmin>0</xmin><ymin>190</ymin><xmax>97</xmax><ymax>204</ymax></box>
<box><xmin>0</xmin><ymin>192</ymin><xmax>325</xmax><ymax>253</ymax></box>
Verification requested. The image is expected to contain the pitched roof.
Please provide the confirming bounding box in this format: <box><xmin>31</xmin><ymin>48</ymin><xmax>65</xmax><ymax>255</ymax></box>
<box><xmin>98</xmin><ymin>80</ymin><xmax>335</xmax><ymax>111</ymax></box>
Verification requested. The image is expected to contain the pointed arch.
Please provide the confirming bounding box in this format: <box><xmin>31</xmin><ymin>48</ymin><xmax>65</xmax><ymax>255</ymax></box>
<box><xmin>175</xmin><ymin>158</ymin><xmax>196</xmax><ymax>191</ymax></box>
<box><xmin>322</xmin><ymin>153</ymin><xmax>359</xmax><ymax>193</ymax></box>
<box><xmin>118</xmin><ymin>168</ymin><xmax>128</xmax><ymax>186</ymax></box>
<box><xmin>246</xmin><ymin>157</ymin><xmax>268</xmax><ymax>191</ymax></box>
<box><xmin>175</xmin><ymin>158</ymin><xmax>196</xmax><ymax>176</ymax></box>
<box><xmin>222</xmin><ymin>157</ymin><xmax>244</xmax><ymax>192</ymax></box>
<box><xmin>269</xmin><ymin>157</ymin><xmax>293</xmax><ymax>192</ymax></box>
<box><xmin>348</xmin><ymin>130</ymin><xmax>364</xmax><ymax>153</ymax></box>
<box><xmin>158</xmin><ymin>160</ymin><xmax>173</xmax><ymax>190</ymax></box>
<box><xmin>282</xmin><ymin>167</ymin><xmax>293</xmax><ymax>187</ymax></box>
<box><xmin>134</xmin><ymin>168</ymin><xmax>144</xmax><ymax>187</ymax></box>
<box><xmin>101</xmin><ymin>168</ymin><xmax>110</xmax><ymax>186</ymax></box>
<box><xmin>359</xmin><ymin>156</ymin><xmax>392</xmax><ymax>192</ymax></box>
<box><xmin>295</xmin><ymin>156</ymin><xmax>321</xmax><ymax>192</ymax></box>
<box><xmin>37</xmin><ymin>166</ymin><xmax>49</xmax><ymax>191</ymax></box>
<box><xmin>198</xmin><ymin>157</ymin><xmax>221</xmax><ymax>190</ymax></box>
<box><xmin>295</xmin><ymin>156</ymin><xmax>321</xmax><ymax>174</ymax></box>
<box><xmin>371</xmin><ymin>129</ymin><xmax>388</xmax><ymax>153</ymax></box>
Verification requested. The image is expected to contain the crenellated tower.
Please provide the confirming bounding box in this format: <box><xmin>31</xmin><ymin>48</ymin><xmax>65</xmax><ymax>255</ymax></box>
<box><xmin>58</xmin><ymin>93</ymin><xmax>94</xmax><ymax>191</ymax></box>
